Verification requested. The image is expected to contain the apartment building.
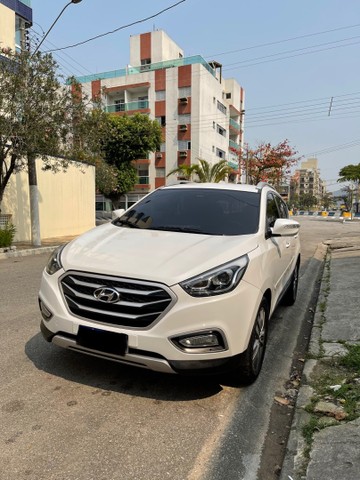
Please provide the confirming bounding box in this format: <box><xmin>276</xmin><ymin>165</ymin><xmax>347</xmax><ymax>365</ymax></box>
<box><xmin>0</xmin><ymin>0</ymin><xmax>32</xmax><ymax>56</ymax></box>
<box><xmin>77</xmin><ymin>30</ymin><xmax>245</xmax><ymax>207</ymax></box>
<box><xmin>292</xmin><ymin>158</ymin><xmax>325</xmax><ymax>203</ymax></box>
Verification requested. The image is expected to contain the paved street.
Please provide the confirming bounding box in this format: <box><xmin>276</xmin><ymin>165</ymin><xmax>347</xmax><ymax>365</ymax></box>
<box><xmin>0</xmin><ymin>218</ymin><xmax>359</xmax><ymax>480</ymax></box>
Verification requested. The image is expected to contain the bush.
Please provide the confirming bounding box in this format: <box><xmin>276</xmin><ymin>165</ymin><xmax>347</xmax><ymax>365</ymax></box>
<box><xmin>0</xmin><ymin>222</ymin><xmax>16</xmax><ymax>248</ymax></box>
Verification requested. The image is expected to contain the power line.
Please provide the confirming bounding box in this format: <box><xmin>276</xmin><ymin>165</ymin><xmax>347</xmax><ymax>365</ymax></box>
<box><xmin>223</xmin><ymin>34</ymin><xmax>360</xmax><ymax>68</ymax></box>
<box><xmin>223</xmin><ymin>38</ymin><xmax>360</xmax><ymax>71</ymax></box>
<box><xmin>203</xmin><ymin>22</ymin><xmax>360</xmax><ymax>58</ymax></box>
<box><xmin>43</xmin><ymin>0</ymin><xmax>187</xmax><ymax>53</ymax></box>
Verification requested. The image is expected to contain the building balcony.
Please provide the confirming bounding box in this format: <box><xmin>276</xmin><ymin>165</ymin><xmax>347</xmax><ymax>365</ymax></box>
<box><xmin>134</xmin><ymin>176</ymin><xmax>151</xmax><ymax>191</ymax></box>
<box><xmin>229</xmin><ymin>139</ymin><xmax>240</xmax><ymax>151</ymax></box>
<box><xmin>74</xmin><ymin>55</ymin><xmax>216</xmax><ymax>84</ymax></box>
<box><xmin>229</xmin><ymin>118</ymin><xmax>240</xmax><ymax>132</ymax></box>
<box><xmin>106</xmin><ymin>100</ymin><xmax>149</xmax><ymax>113</ymax></box>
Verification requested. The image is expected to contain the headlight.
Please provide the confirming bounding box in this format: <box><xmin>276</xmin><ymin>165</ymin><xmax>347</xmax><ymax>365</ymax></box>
<box><xmin>180</xmin><ymin>255</ymin><xmax>249</xmax><ymax>297</ymax></box>
<box><xmin>46</xmin><ymin>244</ymin><xmax>67</xmax><ymax>275</ymax></box>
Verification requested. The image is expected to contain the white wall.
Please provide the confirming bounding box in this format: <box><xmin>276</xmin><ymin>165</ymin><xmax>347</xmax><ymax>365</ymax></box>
<box><xmin>2</xmin><ymin>158</ymin><xmax>95</xmax><ymax>242</ymax></box>
<box><xmin>0</xmin><ymin>4</ymin><xmax>15</xmax><ymax>50</ymax></box>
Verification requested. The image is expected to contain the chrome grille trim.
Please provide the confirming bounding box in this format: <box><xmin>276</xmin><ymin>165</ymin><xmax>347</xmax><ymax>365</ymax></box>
<box><xmin>60</xmin><ymin>271</ymin><xmax>177</xmax><ymax>329</ymax></box>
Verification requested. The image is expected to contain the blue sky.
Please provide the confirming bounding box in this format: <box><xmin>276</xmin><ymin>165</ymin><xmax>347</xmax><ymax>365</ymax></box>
<box><xmin>29</xmin><ymin>0</ymin><xmax>360</xmax><ymax>191</ymax></box>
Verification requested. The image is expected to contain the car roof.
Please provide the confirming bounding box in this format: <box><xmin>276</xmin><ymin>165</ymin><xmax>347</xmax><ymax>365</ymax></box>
<box><xmin>162</xmin><ymin>182</ymin><xmax>261</xmax><ymax>193</ymax></box>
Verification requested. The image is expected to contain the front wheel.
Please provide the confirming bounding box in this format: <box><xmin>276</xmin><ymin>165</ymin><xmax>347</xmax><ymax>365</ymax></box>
<box><xmin>282</xmin><ymin>261</ymin><xmax>299</xmax><ymax>306</ymax></box>
<box><xmin>237</xmin><ymin>297</ymin><xmax>269</xmax><ymax>384</ymax></box>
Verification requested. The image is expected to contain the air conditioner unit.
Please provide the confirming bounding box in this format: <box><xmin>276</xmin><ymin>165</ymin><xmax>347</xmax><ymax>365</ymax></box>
<box><xmin>179</xmin><ymin>97</ymin><xmax>188</xmax><ymax>104</ymax></box>
<box><xmin>156</xmin><ymin>153</ymin><xmax>163</xmax><ymax>159</ymax></box>
<box><xmin>179</xmin><ymin>151</ymin><xmax>187</xmax><ymax>157</ymax></box>
<box><xmin>179</xmin><ymin>124</ymin><xmax>188</xmax><ymax>131</ymax></box>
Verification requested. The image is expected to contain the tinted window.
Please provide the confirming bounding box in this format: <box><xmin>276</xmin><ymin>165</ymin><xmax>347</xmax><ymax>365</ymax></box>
<box><xmin>275</xmin><ymin>195</ymin><xmax>289</xmax><ymax>219</ymax></box>
<box><xmin>266</xmin><ymin>193</ymin><xmax>280</xmax><ymax>229</ymax></box>
<box><xmin>113</xmin><ymin>188</ymin><xmax>260</xmax><ymax>235</ymax></box>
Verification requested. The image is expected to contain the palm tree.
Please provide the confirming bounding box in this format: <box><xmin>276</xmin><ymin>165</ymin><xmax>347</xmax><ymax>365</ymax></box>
<box><xmin>167</xmin><ymin>158</ymin><xmax>232</xmax><ymax>183</ymax></box>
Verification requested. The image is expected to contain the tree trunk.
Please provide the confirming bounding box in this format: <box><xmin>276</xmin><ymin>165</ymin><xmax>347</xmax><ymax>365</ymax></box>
<box><xmin>28</xmin><ymin>155</ymin><xmax>41</xmax><ymax>247</ymax></box>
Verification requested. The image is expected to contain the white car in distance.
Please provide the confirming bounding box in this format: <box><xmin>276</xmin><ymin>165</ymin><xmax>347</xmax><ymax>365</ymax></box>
<box><xmin>39</xmin><ymin>182</ymin><xmax>300</xmax><ymax>383</ymax></box>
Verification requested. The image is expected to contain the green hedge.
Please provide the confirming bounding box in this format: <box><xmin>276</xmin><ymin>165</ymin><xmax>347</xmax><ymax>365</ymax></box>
<box><xmin>0</xmin><ymin>223</ymin><xmax>16</xmax><ymax>248</ymax></box>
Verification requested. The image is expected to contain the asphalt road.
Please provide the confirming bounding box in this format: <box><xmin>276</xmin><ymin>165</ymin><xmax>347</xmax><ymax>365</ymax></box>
<box><xmin>1</xmin><ymin>217</ymin><xmax>359</xmax><ymax>480</ymax></box>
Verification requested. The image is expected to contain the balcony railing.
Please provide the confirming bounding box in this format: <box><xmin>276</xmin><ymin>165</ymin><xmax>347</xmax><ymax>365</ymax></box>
<box><xmin>229</xmin><ymin>139</ymin><xmax>240</xmax><ymax>150</ymax></box>
<box><xmin>229</xmin><ymin>118</ymin><xmax>240</xmax><ymax>131</ymax></box>
<box><xmin>137</xmin><ymin>176</ymin><xmax>149</xmax><ymax>185</ymax></box>
<box><xmin>74</xmin><ymin>55</ymin><xmax>216</xmax><ymax>84</ymax></box>
<box><xmin>106</xmin><ymin>100</ymin><xmax>149</xmax><ymax>113</ymax></box>
<box><xmin>227</xmin><ymin>160</ymin><xmax>238</xmax><ymax>170</ymax></box>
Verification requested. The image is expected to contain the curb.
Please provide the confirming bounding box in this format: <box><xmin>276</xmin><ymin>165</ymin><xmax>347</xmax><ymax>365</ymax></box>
<box><xmin>280</xmin><ymin>242</ymin><xmax>329</xmax><ymax>480</ymax></box>
<box><xmin>0</xmin><ymin>245</ymin><xmax>58</xmax><ymax>261</ymax></box>
<box><xmin>280</xmin><ymin>238</ymin><xmax>360</xmax><ymax>480</ymax></box>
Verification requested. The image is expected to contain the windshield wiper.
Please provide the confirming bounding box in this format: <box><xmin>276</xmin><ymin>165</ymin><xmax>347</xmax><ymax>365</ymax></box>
<box><xmin>151</xmin><ymin>225</ymin><xmax>209</xmax><ymax>234</ymax></box>
<box><xmin>115</xmin><ymin>219</ymin><xmax>141</xmax><ymax>228</ymax></box>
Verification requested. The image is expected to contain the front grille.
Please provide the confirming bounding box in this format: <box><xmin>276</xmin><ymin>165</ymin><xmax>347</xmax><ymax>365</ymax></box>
<box><xmin>60</xmin><ymin>271</ymin><xmax>175</xmax><ymax>328</ymax></box>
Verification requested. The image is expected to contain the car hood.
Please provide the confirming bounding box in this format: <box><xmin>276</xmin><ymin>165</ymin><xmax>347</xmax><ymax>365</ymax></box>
<box><xmin>61</xmin><ymin>223</ymin><xmax>258</xmax><ymax>285</ymax></box>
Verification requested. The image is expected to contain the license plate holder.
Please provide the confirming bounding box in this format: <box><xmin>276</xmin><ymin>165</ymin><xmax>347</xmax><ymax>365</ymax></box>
<box><xmin>77</xmin><ymin>326</ymin><xmax>128</xmax><ymax>356</ymax></box>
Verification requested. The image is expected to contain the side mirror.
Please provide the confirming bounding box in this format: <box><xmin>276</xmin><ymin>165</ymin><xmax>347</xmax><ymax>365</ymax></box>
<box><xmin>271</xmin><ymin>218</ymin><xmax>300</xmax><ymax>237</ymax></box>
<box><xmin>112</xmin><ymin>208</ymin><xmax>125</xmax><ymax>220</ymax></box>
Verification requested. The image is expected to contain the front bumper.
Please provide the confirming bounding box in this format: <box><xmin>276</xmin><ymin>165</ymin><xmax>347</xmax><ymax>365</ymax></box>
<box><xmin>40</xmin><ymin>321</ymin><xmax>243</xmax><ymax>375</ymax></box>
<box><xmin>39</xmin><ymin>268</ymin><xmax>263</xmax><ymax>374</ymax></box>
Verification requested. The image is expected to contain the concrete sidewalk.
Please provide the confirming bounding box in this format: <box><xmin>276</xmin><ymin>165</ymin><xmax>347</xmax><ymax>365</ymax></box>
<box><xmin>0</xmin><ymin>235</ymin><xmax>77</xmax><ymax>260</ymax></box>
<box><xmin>281</xmin><ymin>236</ymin><xmax>360</xmax><ymax>480</ymax></box>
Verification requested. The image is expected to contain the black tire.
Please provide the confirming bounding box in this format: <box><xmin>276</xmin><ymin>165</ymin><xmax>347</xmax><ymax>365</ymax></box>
<box><xmin>282</xmin><ymin>261</ymin><xmax>299</xmax><ymax>306</ymax></box>
<box><xmin>237</xmin><ymin>297</ymin><xmax>269</xmax><ymax>384</ymax></box>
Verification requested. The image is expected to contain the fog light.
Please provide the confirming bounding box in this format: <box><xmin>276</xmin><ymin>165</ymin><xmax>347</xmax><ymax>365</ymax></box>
<box><xmin>179</xmin><ymin>334</ymin><xmax>220</xmax><ymax>348</ymax></box>
<box><xmin>39</xmin><ymin>299</ymin><xmax>53</xmax><ymax>321</ymax></box>
<box><xmin>172</xmin><ymin>330</ymin><xmax>227</xmax><ymax>353</ymax></box>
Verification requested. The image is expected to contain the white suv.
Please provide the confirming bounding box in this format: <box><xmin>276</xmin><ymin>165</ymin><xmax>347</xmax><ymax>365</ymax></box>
<box><xmin>39</xmin><ymin>182</ymin><xmax>300</xmax><ymax>383</ymax></box>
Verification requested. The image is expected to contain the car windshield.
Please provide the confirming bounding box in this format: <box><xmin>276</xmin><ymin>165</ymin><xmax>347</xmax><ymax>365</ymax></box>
<box><xmin>113</xmin><ymin>188</ymin><xmax>260</xmax><ymax>235</ymax></box>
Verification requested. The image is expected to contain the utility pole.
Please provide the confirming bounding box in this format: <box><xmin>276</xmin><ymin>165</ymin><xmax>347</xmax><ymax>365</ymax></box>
<box><xmin>28</xmin><ymin>0</ymin><xmax>83</xmax><ymax>246</ymax></box>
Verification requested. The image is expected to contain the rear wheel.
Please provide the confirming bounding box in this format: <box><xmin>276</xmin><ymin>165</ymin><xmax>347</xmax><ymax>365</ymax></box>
<box><xmin>237</xmin><ymin>298</ymin><xmax>269</xmax><ymax>384</ymax></box>
<box><xmin>282</xmin><ymin>262</ymin><xmax>299</xmax><ymax>306</ymax></box>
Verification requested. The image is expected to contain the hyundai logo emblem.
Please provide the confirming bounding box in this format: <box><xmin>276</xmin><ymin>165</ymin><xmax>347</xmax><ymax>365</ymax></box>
<box><xmin>93</xmin><ymin>287</ymin><xmax>120</xmax><ymax>303</ymax></box>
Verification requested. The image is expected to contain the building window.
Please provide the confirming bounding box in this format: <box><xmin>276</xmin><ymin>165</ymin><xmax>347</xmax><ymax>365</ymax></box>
<box><xmin>160</xmin><ymin>143</ymin><xmax>166</xmax><ymax>152</ymax></box>
<box><xmin>179</xmin><ymin>52</ymin><xmax>183</xmax><ymax>58</ymax></box>
<box><xmin>178</xmin><ymin>140</ymin><xmax>191</xmax><ymax>150</ymax></box>
<box><xmin>216</xmin><ymin>148</ymin><xmax>226</xmax><ymax>159</ymax></box>
<box><xmin>156</xmin><ymin>90</ymin><xmax>166</xmax><ymax>101</ymax></box>
<box><xmin>141</xmin><ymin>58</ymin><xmax>151</xmax><ymax>71</ymax></box>
<box><xmin>226</xmin><ymin>92</ymin><xmax>231</xmax><ymax>99</ymax></box>
<box><xmin>213</xmin><ymin>121</ymin><xmax>216</xmax><ymax>129</ymax></box>
<box><xmin>114</xmin><ymin>99</ymin><xmax>125</xmax><ymax>112</ymax></box>
<box><xmin>156</xmin><ymin>116</ymin><xmax>166</xmax><ymax>127</ymax></box>
<box><xmin>179</xmin><ymin>86</ymin><xmax>191</xmax><ymax>97</ymax></box>
<box><xmin>156</xmin><ymin>168</ymin><xmax>166</xmax><ymax>177</ymax></box>
<box><xmin>178</xmin><ymin>114</ymin><xmax>191</xmax><ymax>123</ymax></box>
<box><xmin>217</xmin><ymin>100</ymin><xmax>227</xmax><ymax>115</ymax></box>
<box><xmin>217</xmin><ymin>124</ymin><xmax>226</xmax><ymax>136</ymax></box>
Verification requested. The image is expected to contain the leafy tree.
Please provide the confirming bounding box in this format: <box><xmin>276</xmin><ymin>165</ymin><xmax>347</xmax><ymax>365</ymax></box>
<box><xmin>242</xmin><ymin>140</ymin><xmax>299</xmax><ymax>186</ymax></box>
<box><xmin>338</xmin><ymin>163</ymin><xmax>360</xmax><ymax>183</ymax></box>
<box><xmin>167</xmin><ymin>164</ymin><xmax>197</xmax><ymax>181</ymax></box>
<box><xmin>0</xmin><ymin>49</ymin><xmax>106</xmax><ymax>244</ymax></box>
<box><xmin>167</xmin><ymin>159</ymin><xmax>232</xmax><ymax>183</ymax></box>
<box><xmin>98</xmin><ymin>114</ymin><xmax>162</xmax><ymax>207</ymax></box>
<box><xmin>338</xmin><ymin>164</ymin><xmax>360</xmax><ymax>212</ymax></box>
<box><xmin>321</xmin><ymin>192</ymin><xmax>334</xmax><ymax>210</ymax></box>
<box><xmin>299</xmin><ymin>193</ymin><xmax>317</xmax><ymax>209</ymax></box>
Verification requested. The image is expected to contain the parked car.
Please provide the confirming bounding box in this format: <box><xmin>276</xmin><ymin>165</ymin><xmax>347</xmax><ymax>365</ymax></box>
<box><xmin>39</xmin><ymin>182</ymin><xmax>300</xmax><ymax>383</ymax></box>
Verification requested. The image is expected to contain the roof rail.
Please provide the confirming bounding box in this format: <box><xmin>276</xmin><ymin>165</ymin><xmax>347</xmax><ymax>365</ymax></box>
<box><xmin>256</xmin><ymin>182</ymin><xmax>276</xmax><ymax>191</ymax></box>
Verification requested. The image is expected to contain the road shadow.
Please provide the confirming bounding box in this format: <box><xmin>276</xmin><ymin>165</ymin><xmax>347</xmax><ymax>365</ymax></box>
<box><xmin>25</xmin><ymin>332</ymin><xmax>225</xmax><ymax>401</ymax></box>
